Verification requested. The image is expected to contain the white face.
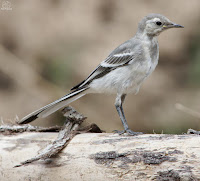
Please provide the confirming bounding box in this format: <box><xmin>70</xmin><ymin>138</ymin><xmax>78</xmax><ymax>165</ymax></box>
<box><xmin>145</xmin><ymin>17</ymin><xmax>165</xmax><ymax>36</ymax></box>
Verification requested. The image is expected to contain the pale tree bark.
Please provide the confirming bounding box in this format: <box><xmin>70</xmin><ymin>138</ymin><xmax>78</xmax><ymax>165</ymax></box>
<box><xmin>0</xmin><ymin>132</ymin><xmax>200</xmax><ymax>181</ymax></box>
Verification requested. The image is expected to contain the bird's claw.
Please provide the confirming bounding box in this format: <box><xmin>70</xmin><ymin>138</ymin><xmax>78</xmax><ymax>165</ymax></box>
<box><xmin>113</xmin><ymin>129</ymin><xmax>143</xmax><ymax>136</ymax></box>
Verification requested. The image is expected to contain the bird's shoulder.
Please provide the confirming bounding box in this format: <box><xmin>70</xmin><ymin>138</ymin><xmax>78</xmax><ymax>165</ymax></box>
<box><xmin>108</xmin><ymin>37</ymin><xmax>142</xmax><ymax>57</ymax></box>
<box><xmin>101</xmin><ymin>37</ymin><xmax>143</xmax><ymax>67</ymax></box>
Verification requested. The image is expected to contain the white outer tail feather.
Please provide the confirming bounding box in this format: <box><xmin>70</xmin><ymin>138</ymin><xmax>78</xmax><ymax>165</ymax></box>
<box><xmin>19</xmin><ymin>88</ymin><xmax>88</xmax><ymax>124</ymax></box>
<box><xmin>40</xmin><ymin>92</ymin><xmax>85</xmax><ymax>118</ymax></box>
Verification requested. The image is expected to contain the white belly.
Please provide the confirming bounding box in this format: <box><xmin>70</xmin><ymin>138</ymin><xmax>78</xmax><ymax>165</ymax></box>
<box><xmin>90</xmin><ymin>57</ymin><xmax>158</xmax><ymax>95</ymax></box>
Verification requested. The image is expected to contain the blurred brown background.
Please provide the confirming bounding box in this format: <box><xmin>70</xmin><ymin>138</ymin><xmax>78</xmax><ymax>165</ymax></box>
<box><xmin>0</xmin><ymin>0</ymin><xmax>200</xmax><ymax>133</ymax></box>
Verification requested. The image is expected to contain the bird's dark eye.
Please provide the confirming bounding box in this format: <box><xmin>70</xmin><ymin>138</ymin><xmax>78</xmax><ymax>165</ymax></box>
<box><xmin>156</xmin><ymin>21</ymin><xmax>162</xmax><ymax>26</ymax></box>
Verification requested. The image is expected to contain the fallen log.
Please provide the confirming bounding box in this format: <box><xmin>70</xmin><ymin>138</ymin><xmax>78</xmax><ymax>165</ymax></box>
<box><xmin>1</xmin><ymin>106</ymin><xmax>200</xmax><ymax>180</ymax></box>
<box><xmin>0</xmin><ymin>132</ymin><xmax>200</xmax><ymax>180</ymax></box>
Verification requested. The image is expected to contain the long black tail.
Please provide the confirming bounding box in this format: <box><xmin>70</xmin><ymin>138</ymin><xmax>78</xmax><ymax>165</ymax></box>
<box><xmin>18</xmin><ymin>87</ymin><xmax>89</xmax><ymax>124</ymax></box>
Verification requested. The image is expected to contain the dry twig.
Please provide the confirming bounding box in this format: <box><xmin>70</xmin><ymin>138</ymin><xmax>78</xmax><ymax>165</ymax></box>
<box><xmin>14</xmin><ymin>106</ymin><xmax>102</xmax><ymax>167</ymax></box>
<box><xmin>0</xmin><ymin>124</ymin><xmax>61</xmax><ymax>134</ymax></box>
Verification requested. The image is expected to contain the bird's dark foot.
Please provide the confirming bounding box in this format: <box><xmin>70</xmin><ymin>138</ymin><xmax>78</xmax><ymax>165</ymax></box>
<box><xmin>113</xmin><ymin>129</ymin><xmax>143</xmax><ymax>136</ymax></box>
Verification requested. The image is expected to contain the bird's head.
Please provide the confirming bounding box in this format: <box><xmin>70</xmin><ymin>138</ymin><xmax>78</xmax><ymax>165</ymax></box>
<box><xmin>137</xmin><ymin>14</ymin><xmax>184</xmax><ymax>36</ymax></box>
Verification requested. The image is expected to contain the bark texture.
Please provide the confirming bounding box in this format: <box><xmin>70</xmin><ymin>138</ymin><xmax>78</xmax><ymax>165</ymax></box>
<box><xmin>0</xmin><ymin>132</ymin><xmax>200</xmax><ymax>181</ymax></box>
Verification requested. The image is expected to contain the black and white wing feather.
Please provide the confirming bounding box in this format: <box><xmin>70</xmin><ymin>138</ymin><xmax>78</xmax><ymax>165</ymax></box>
<box><xmin>71</xmin><ymin>39</ymin><xmax>141</xmax><ymax>90</ymax></box>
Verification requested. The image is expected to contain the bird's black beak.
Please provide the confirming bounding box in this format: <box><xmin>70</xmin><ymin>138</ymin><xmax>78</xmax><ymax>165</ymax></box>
<box><xmin>172</xmin><ymin>23</ymin><xmax>184</xmax><ymax>28</ymax></box>
<box><xmin>163</xmin><ymin>23</ymin><xmax>184</xmax><ymax>29</ymax></box>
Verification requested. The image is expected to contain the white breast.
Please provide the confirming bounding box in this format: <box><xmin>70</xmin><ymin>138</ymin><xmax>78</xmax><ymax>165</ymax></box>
<box><xmin>144</xmin><ymin>37</ymin><xmax>159</xmax><ymax>74</ymax></box>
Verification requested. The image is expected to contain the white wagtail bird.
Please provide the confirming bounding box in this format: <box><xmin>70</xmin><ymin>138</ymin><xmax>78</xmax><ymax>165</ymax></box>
<box><xmin>18</xmin><ymin>14</ymin><xmax>183</xmax><ymax>135</ymax></box>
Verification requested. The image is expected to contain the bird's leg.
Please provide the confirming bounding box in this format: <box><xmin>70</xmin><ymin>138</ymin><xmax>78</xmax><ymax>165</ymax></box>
<box><xmin>114</xmin><ymin>94</ymin><xmax>143</xmax><ymax>136</ymax></box>
<box><xmin>119</xmin><ymin>94</ymin><xmax>127</xmax><ymax>121</ymax></box>
<box><xmin>116</xmin><ymin>94</ymin><xmax>128</xmax><ymax>131</ymax></box>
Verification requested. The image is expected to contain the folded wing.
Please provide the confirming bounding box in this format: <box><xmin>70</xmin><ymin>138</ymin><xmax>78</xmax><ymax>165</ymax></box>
<box><xmin>71</xmin><ymin>39</ymin><xmax>142</xmax><ymax>90</ymax></box>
